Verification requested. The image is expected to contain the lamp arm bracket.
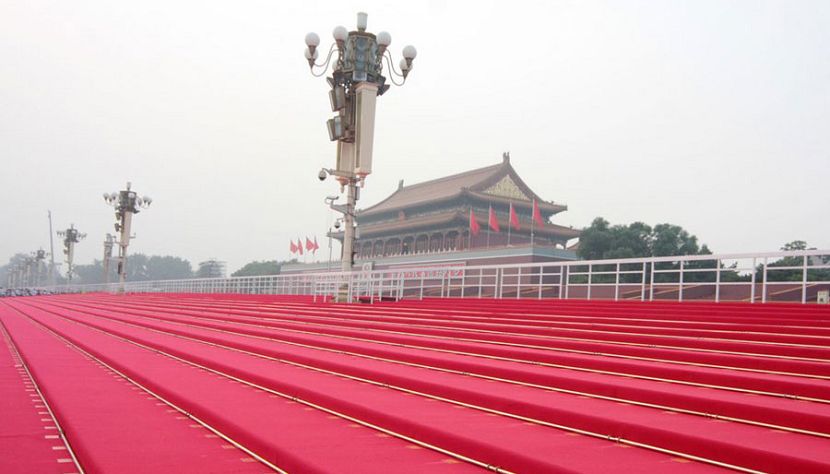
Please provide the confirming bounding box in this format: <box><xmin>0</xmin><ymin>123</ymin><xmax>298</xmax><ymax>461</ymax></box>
<box><xmin>310</xmin><ymin>44</ymin><xmax>338</xmax><ymax>77</ymax></box>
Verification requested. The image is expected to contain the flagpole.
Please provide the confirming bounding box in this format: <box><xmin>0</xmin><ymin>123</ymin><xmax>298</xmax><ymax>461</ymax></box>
<box><xmin>468</xmin><ymin>208</ymin><xmax>473</xmax><ymax>250</ymax></box>
<box><xmin>486</xmin><ymin>205</ymin><xmax>491</xmax><ymax>249</ymax></box>
<box><xmin>530</xmin><ymin>201</ymin><xmax>535</xmax><ymax>247</ymax></box>
<box><xmin>530</xmin><ymin>215</ymin><xmax>534</xmax><ymax>247</ymax></box>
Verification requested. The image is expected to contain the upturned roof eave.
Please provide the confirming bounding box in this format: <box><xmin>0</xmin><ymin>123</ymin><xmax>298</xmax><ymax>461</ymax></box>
<box><xmin>358</xmin><ymin>159</ymin><xmax>568</xmax><ymax>219</ymax></box>
<box><xmin>357</xmin><ymin>162</ymin><xmax>504</xmax><ymax>216</ymax></box>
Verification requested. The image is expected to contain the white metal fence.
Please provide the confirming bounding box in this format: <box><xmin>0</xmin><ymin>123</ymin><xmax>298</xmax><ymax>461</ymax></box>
<box><xmin>38</xmin><ymin>249</ymin><xmax>830</xmax><ymax>304</ymax></box>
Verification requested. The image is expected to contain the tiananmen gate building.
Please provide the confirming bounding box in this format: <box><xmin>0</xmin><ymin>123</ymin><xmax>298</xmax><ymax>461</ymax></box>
<box><xmin>285</xmin><ymin>154</ymin><xmax>580</xmax><ymax>273</ymax></box>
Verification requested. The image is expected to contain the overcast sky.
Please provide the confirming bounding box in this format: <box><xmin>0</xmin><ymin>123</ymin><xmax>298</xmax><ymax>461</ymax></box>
<box><xmin>2</xmin><ymin>0</ymin><xmax>828</xmax><ymax>273</ymax></box>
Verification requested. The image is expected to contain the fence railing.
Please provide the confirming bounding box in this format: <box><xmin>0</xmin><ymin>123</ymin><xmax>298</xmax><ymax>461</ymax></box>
<box><xmin>37</xmin><ymin>249</ymin><xmax>830</xmax><ymax>304</ymax></box>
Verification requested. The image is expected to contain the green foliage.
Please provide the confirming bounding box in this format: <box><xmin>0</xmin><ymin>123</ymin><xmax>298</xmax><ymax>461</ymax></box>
<box><xmin>73</xmin><ymin>259</ymin><xmax>115</xmax><ymax>284</ymax></box>
<box><xmin>146</xmin><ymin>256</ymin><xmax>194</xmax><ymax>280</ymax></box>
<box><xmin>195</xmin><ymin>260</ymin><xmax>226</xmax><ymax>278</ymax></box>
<box><xmin>577</xmin><ymin>218</ymin><xmax>707</xmax><ymax>260</ymax></box>
<box><xmin>72</xmin><ymin>254</ymin><xmax>193</xmax><ymax>284</ymax></box>
<box><xmin>781</xmin><ymin>240</ymin><xmax>808</xmax><ymax>251</ymax></box>
<box><xmin>231</xmin><ymin>260</ymin><xmax>282</xmax><ymax>277</ymax></box>
<box><xmin>756</xmin><ymin>241</ymin><xmax>830</xmax><ymax>282</ymax></box>
<box><xmin>577</xmin><ymin>218</ymin><xmax>731</xmax><ymax>283</ymax></box>
<box><xmin>1</xmin><ymin>253</ymin><xmax>39</xmax><ymax>286</ymax></box>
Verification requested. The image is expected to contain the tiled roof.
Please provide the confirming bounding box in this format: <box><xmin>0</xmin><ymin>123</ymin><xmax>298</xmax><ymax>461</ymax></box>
<box><xmin>359</xmin><ymin>162</ymin><xmax>504</xmax><ymax>216</ymax></box>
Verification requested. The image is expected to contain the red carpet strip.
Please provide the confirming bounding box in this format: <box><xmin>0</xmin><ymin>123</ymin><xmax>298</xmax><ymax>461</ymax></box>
<box><xmin>19</xmin><ymin>299</ymin><xmax>830</xmax><ymax>473</ymax></box>
<box><xmin>0</xmin><ymin>304</ymin><xmax>268</xmax><ymax>474</ymax></box>
<box><xmin>0</xmin><ymin>317</ymin><xmax>78</xmax><ymax>474</ymax></box>
<box><xmin>5</xmin><ymin>293</ymin><xmax>830</xmax><ymax>473</ymax></box>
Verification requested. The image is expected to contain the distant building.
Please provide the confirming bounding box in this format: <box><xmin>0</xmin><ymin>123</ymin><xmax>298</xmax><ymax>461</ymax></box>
<box><xmin>197</xmin><ymin>259</ymin><xmax>226</xmax><ymax>278</ymax></box>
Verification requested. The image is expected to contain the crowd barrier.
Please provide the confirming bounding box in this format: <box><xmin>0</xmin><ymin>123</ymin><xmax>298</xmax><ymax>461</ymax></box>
<box><xmin>37</xmin><ymin>249</ymin><xmax>830</xmax><ymax>304</ymax></box>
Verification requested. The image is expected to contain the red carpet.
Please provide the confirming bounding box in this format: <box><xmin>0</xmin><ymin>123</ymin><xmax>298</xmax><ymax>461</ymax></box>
<box><xmin>2</xmin><ymin>294</ymin><xmax>829</xmax><ymax>473</ymax></box>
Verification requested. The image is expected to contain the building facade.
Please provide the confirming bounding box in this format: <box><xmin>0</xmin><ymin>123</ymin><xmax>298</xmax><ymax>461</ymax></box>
<box><xmin>335</xmin><ymin>154</ymin><xmax>580</xmax><ymax>260</ymax></box>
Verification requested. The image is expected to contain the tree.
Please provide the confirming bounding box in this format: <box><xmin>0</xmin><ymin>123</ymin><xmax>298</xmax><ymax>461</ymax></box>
<box><xmin>147</xmin><ymin>256</ymin><xmax>193</xmax><ymax>280</ymax></box>
<box><xmin>651</xmin><ymin>224</ymin><xmax>701</xmax><ymax>257</ymax></box>
<box><xmin>782</xmin><ymin>240</ymin><xmax>808</xmax><ymax>251</ymax></box>
<box><xmin>577</xmin><ymin>218</ymin><xmax>717</xmax><ymax>283</ymax></box>
<box><xmin>576</xmin><ymin>218</ymin><xmax>615</xmax><ymax>260</ymax></box>
<box><xmin>577</xmin><ymin>219</ymin><xmax>706</xmax><ymax>260</ymax></box>
<box><xmin>73</xmin><ymin>254</ymin><xmax>193</xmax><ymax>283</ymax></box>
<box><xmin>1</xmin><ymin>253</ymin><xmax>37</xmax><ymax>287</ymax></box>
<box><xmin>196</xmin><ymin>260</ymin><xmax>226</xmax><ymax>278</ymax></box>
<box><xmin>231</xmin><ymin>260</ymin><xmax>283</xmax><ymax>277</ymax></box>
<box><xmin>756</xmin><ymin>241</ymin><xmax>830</xmax><ymax>282</ymax></box>
<box><xmin>73</xmin><ymin>260</ymin><xmax>112</xmax><ymax>284</ymax></box>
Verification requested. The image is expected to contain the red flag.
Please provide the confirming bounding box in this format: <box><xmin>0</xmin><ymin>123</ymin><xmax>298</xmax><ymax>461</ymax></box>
<box><xmin>290</xmin><ymin>240</ymin><xmax>297</xmax><ymax>254</ymax></box>
<box><xmin>469</xmin><ymin>209</ymin><xmax>481</xmax><ymax>236</ymax></box>
<box><xmin>296</xmin><ymin>238</ymin><xmax>303</xmax><ymax>255</ymax></box>
<box><xmin>488</xmin><ymin>205</ymin><xmax>500</xmax><ymax>233</ymax></box>
<box><xmin>509</xmin><ymin>202</ymin><xmax>520</xmax><ymax>231</ymax></box>
<box><xmin>313</xmin><ymin>236</ymin><xmax>320</xmax><ymax>252</ymax></box>
<box><xmin>305</xmin><ymin>237</ymin><xmax>314</xmax><ymax>251</ymax></box>
<box><xmin>532</xmin><ymin>199</ymin><xmax>544</xmax><ymax>227</ymax></box>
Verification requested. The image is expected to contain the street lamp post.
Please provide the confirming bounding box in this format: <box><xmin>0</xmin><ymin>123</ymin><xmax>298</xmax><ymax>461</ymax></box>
<box><xmin>33</xmin><ymin>249</ymin><xmax>47</xmax><ymax>286</ymax></box>
<box><xmin>103</xmin><ymin>233</ymin><xmax>116</xmax><ymax>284</ymax></box>
<box><xmin>57</xmin><ymin>224</ymin><xmax>86</xmax><ymax>284</ymax></box>
<box><xmin>324</xmin><ymin>195</ymin><xmax>340</xmax><ymax>272</ymax></box>
<box><xmin>47</xmin><ymin>210</ymin><xmax>57</xmax><ymax>286</ymax></box>
<box><xmin>9</xmin><ymin>263</ymin><xmax>20</xmax><ymax>288</ymax></box>
<box><xmin>103</xmin><ymin>182</ymin><xmax>152</xmax><ymax>292</ymax></box>
<box><xmin>22</xmin><ymin>257</ymin><xmax>33</xmax><ymax>287</ymax></box>
<box><xmin>305</xmin><ymin>12</ymin><xmax>417</xmax><ymax>300</ymax></box>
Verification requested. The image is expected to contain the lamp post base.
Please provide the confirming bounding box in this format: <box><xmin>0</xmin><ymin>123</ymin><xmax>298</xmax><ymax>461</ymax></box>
<box><xmin>334</xmin><ymin>287</ymin><xmax>351</xmax><ymax>303</ymax></box>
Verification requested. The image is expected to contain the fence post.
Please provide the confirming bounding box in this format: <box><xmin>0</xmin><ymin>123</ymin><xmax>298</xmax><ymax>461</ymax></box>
<box><xmin>649</xmin><ymin>261</ymin><xmax>655</xmax><ymax>301</ymax></box>
<box><xmin>715</xmin><ymin>259</ymin><xmax>721</xmax><ymax>303</ymax></box>
<box><xmin>679</xmin><ymin>260</ymin><xmax>684</xmax><ymax>302</ymax></box>
<box><xmin>802</xmin><ymin>254</ymin><xmax>808</xmax><ymax>304</ymax></box>
<box><xmin>640</xmin><ymin>262</ymin><xmax>646</xmax><ymax>301</ymax></box>
<box><xmin>440</xmin><ymin>274</ymin><xmax>446</xmax><ymax>298</ymax></box>
<box><xmin>762</xmin><ymin>258</ymin><xmax>768</xmax><ymax>303</ymax></box>
<box><xmin>517</xmin><ymin>267</ymin><xmax>522</xmax><ymax>299</ymax></box>
<box><xmin>538</xmin><ymin>265</ymin><xmax>543</xmax><ymax>300</ymax></box>
<box><xmin>564</xmin><ymin>266</ymin><xmax>570</xmax><ymax>299</ymax></box>
<box><xmin>587</xmin><ymin>264</ymin><xmax>592</xmax><ymax>300</ymax></box>
<box><xmin>614</xmin><ymin>263</ymin><xmax>620</xmax><ymax>301</ymax></box>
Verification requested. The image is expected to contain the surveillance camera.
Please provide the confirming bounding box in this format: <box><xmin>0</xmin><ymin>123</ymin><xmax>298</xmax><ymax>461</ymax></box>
<box><xmin>318</xmin><ymin>169</ymin><xmax>328</xmax><ymax>181</ymax></box>
<box><xmin>334</xmin><ymin>221</ymin><xmax>341</xmax><ymax>229</ymax></box>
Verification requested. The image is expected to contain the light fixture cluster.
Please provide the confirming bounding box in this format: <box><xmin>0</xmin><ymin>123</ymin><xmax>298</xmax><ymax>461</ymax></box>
<box><xmin>57</xmin><ymin>224</ymin><xmax>86</xmax><ymax>246</ymax></box>
<box><xmin>103</xmin><ymin>182</ymin><xmax>152</xmax><ymax>214</ymax></box>
<box><xmin>305</xmin><ymin>12</ymin><xmax>417</xmax><ymax>143</ymax></box>
<box><xmin>104</xmin><ymin>182</ymin><xmax>152</xmax><ymax>233</ymax></box>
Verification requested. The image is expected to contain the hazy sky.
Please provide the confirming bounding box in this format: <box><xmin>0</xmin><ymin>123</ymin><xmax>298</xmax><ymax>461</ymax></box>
<box><xmin>2</xmin><ymin>0</ymin><xmax>828</xmax><ymax>273</ymax></box>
